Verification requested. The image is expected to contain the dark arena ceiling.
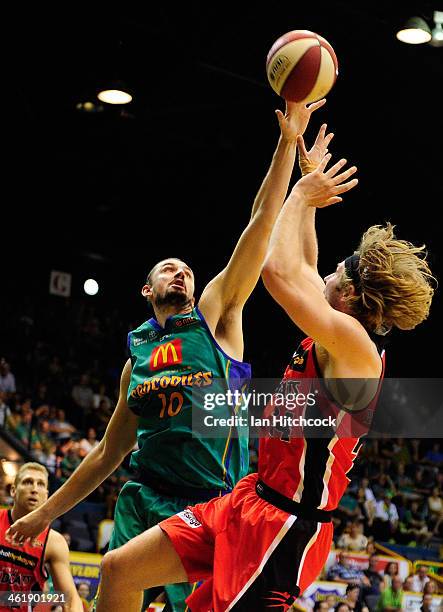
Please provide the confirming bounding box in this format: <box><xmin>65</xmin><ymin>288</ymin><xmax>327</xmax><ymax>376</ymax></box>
<box><xmin>6</xmin><ymin>1</ymin><xmax>443</xmax><ymax>375</ymax></box>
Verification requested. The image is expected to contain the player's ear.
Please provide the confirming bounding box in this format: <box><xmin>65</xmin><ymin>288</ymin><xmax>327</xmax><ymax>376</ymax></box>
<box><xmin>191</xmin><ymin>296</ymin><xmax>195</xmax><ymax>308</ymax></box>
<box><xmin>141</xmin><ymin>284</ymin><xmax>153</xmax><ymax>300</ymax></box>
<box><xmin>343</xmin><ymin>284</ymin><xmax>356</xmax><ymax>299</ymax></box>
<box><xmin>10</xmin><ymin>484</ymin><xmax>16</xmax><ymax>498</ymax></box>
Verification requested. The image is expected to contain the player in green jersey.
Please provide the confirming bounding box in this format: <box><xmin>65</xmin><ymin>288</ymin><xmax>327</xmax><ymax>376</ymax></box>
<box><xmin>7</xmin><ymin>99</ymin><xmax>326</xmax><ymax>611</ymax></box>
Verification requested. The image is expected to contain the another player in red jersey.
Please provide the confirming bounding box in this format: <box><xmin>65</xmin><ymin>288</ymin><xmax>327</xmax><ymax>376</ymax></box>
<box><xmin>1</xmin><ymin>463</ymin><xmax>82</xmax><ymax>612</ymax></box>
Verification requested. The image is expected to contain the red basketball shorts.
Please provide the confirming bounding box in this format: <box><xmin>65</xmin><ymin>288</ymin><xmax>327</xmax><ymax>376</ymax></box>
<box><xmin>159</xmin><ymin>473</ymin><xmax>333</xmax><ymax>611</ymax></box>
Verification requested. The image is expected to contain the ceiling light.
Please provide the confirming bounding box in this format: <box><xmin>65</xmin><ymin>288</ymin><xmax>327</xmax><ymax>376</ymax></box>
<box><xmin>97</xmin><ymin>89</ymin><xmax>132</xmax><ymax>105</ymax></box>
<box><xmin>430</xmin><ymin>10</ymin><xmax>443</xmax><ymax>47</ymax></box>
<box><xmin>396</xmin><ymin>16</ymin><xmax>432</xmax><ymax>44</ymax></box>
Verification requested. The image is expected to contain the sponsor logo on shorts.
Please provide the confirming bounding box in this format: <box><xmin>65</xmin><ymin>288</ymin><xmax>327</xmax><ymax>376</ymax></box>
<box><xmin>177</xmin><ymin>510</ymin><xmax>201</xmax><ymax>529</ymax></box>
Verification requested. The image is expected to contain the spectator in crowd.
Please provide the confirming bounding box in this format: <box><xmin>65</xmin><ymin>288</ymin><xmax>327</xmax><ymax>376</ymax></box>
<box><xmin>372</xmin><ymin>474</ymin><xmax>396</xmax><ymax>500</ymax></box>
<box><xmin>365</xmin><ymin>541</ymin><xmax>377</xmax><ymax>556</ymax></box>
<box><xmin>403</xmin><ymin>575</ymin><xmax>415</xmax><ymax>592</ymax></box>
<box><xmin>373</xmin><ymin>492</ymin><xmax>399</xmax><ymax>541</ymax></box>
<box><xmin>411</xmin><ymin>565</ymin><xmax>430</xmax><ymax>593</ymax></box>
<box><xmin>294</xmin><ymin>593</ymin><xmax>315</xmax><ymax>612</ymax></box>
<box><xmin>313</xmin><ymin>602</ymin><xmax>329</xmax><ymax>611</ymax></box>
<box><xmin>363</xmin><ymin>554</ymin><xmax>383</xmax><ymax>599</ymax></box>
<box><xmin>376</xmin><ymin>575</ymin><xmax>403</xmax><ymax>611</ymax></box>
<box><xmin>0</xmin><ymin>358</ymin><xmax>16</xmax><ymax>394</ymax></box>
<box><xmin>32</xmin><ymin>382</ymin><xmax>51</xmax><ymax>408</ymax></box>
<box><xmin>391</xmin><ymin>438</ymin><xmax>412</xmax><ymax>466</ymax></box>
<box><xmin>338</xmin><ymin>522</ymin><xmax>368</xmax><ymax>552</ymax></box>
<box><xmin>392</xmin><ymin>462</ymin><xmax>414</xmax><ymax>499</ymax></box>
<box><xmin>335</xmin><ymin>604</ymin><xmax>350</xmax><ymax>612</ymax></box>
<box><xmin>13</xmin><ymin>408</ymin><xmax>38</xmax><ymax>449</ymax></box>
<box><xmin>76</xmin><ymin>582</ymin><xmax>91</xmax><ymax>611</ymax></box>
<box><xmin>49</xmin><ymin>408</ymin><xmax>76</xmax><ymax>441</ymax></box>
<box><xmin>423</xmin><ymin>443</ymin><xmax>443</xmax><ymax>467</ymax></box>
<box><xmin>42</xmin><ymin>440</ymin><xmax>59</xmax><ymax>475</ymax></box>
<box><xmin>428</xmin><ymin>486</ymin><xmax>443</xmax><ymax>536</ymax></box>
<box><xmin>71</xmin><ymin>373</ymin><xmax>94</xmax><ymax>415</ymax></box>
<box><xmin>420</xmin><ymin>593</ymin><xmax>434</xmax><ymax>612</ymax></box>
<box><xmin>326</xmin><ymin>594</ymin><xmax>338</xmax><ymax>612</ymax></box>
<box><xmin>327</xmin><ymin>552</ymin><xmax>371</xmax><ymax>587</ymax></box>
<box><xmin>60</xmin><ymin>442</ymin><xmax>82</xmax><ymax>483</ymax></box>
<box><xmin>0</xmin><ymin>390</ymin><xmax>11</xmax><ymax>427</ymax></box>
<box><xmin>356</xmin><ymin>479</ymin><xmax>376</xmax><ymax>526</ymax></box>
<box><xmin>78</xmin><ymin>427</ymin><xmax>99</xmax><ymax>458</ymax></box>
<box><xmin>412</xmin><ymin>467</ymin><xmax>434</xmax><ymax>496</ymax></box>
<box><xmin>381</xmin><ymin>562</ymin><xmax>399</xmax><ymax>591</ymax></box>
<box><xmin>30</xmin><ymin>418</ymin><xmax>54</xmax><ymax>462</ymax></box>
<box><xmin>93</xmin><ymin>383</ymin><xmax>111</xmax><ymax>411</ymax></box>
<box><xmin>423</xmin><ymin>580</ymin><xmax>437</xmax><ymax>595</ymax></box>
<box><xmin>398</xmin><ymin>499</ymin><xmax>433</xmax><ymax>545</ymax></box>
<box><xmin>342</xmin><ymin>584</ymin><xmax>369</xmax><ymax>612</ymax></box>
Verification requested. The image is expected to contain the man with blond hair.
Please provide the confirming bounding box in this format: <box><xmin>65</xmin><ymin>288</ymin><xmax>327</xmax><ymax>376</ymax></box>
<box><xmin>0</xmin><ymin>462</ymin><xmax>81</xmax><ymax>612</ymax></box>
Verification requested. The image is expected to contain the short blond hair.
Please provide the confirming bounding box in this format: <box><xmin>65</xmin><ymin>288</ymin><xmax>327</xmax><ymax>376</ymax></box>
<box><xmin>14</xmin><ymin>462</ymin><xmax>49</xmax><ymax>487</ymax></box>
<box><xmin>341</xmin><ymin>223</ymin><xmax>436</xmax><ymax>332</ymax></box>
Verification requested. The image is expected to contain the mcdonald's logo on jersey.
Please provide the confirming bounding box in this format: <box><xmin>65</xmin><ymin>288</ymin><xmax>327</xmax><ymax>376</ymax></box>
<box><xmin>150</xmin><ymin>339</ymin><xmax>183</xmax><ymax>371</ymax></box>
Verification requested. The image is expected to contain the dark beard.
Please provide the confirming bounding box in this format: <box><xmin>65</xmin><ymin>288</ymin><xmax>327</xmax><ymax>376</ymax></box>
<box><xmin>153</xmin><ymin>289</ymin><xmax>192</xmax><ymax>309</ymax></box>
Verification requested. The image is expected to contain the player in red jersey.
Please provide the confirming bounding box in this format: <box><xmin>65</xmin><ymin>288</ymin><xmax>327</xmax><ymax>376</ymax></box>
<box><xmin>1</xmin><ymin>463</ymin><xmax>82</xmax><ymax>612</ymax></box>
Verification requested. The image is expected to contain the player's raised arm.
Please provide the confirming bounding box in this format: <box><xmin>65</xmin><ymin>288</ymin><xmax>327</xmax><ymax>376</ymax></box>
<box><xmin>262</xmin><ymin>154</ymin><xmax>370</xmax><ymax>365</ymax></box>
<box><xmin>6</xmin><ymin>359</ymin><xmax>138</xmax><ymax>544</ymax></box>
<box><xmin>198</xmin><ymin>100</ymin><xmax>325</xmax><ymax>353</ymax></box>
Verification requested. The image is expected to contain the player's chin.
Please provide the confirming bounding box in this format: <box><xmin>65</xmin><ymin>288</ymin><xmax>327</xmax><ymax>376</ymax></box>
<box><xmin>164</xmin><ymin>289</ymin><xmax>191</xmax><ymax>305</ymax></box>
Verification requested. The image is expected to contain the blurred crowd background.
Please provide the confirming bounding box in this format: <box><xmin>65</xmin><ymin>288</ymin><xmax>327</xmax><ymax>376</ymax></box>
<box><xmin>1</xmin><ymin>292</ymin><xmax>442</xmax><ymax>610</ymax></box>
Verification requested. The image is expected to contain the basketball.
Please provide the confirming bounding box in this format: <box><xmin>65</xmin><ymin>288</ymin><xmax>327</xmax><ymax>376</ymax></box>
<box><xmin>266</xmin><ymin>30</ymin><xmax>338</xmax><ymax>103</ymax></box>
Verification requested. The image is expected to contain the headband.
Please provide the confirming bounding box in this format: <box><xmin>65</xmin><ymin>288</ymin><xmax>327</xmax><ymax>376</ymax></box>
<box><xmin>344</xmin><ymin>254</ymin><xmax>361</xmax><ymax>289</ymax></box>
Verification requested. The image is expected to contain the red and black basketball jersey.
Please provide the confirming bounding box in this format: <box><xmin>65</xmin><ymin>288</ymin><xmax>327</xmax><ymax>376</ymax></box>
<box><xmin>0</xmin><ymin>509</ymin><xmax>49</xmax><ymax>611</ymax></box>
<box><xmin>258</xmin><ymin>336</ymin><xmax>385</xmax><ymax>511</ymax></box>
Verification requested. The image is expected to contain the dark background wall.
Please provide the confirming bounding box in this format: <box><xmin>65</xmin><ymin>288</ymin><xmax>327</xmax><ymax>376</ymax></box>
<box><xmin>4</xmin><ymin>2</ymin><xmax>442</xmax><ymax>379</ymax></box>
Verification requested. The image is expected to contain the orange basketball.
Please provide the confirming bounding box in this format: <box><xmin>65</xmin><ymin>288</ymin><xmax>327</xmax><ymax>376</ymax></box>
<box><xmin>266</xmin><ymin>30</ymin><xmax>338</xmax><ymax>103</ymax></box>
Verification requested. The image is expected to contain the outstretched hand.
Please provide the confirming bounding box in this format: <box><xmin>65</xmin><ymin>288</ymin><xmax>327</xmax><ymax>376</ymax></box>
<box><xmin>292</xmin><ymin>152</ymin><xmax>358</xmax><ymax>208</ymax></box>
<box><xmin>298</xmin><ymin>125</ymin><xmax>334</xmax><ymax>176</ymax></box>
<box><xmin>275</xmin><ymin>98</ymin><xmax>326</xmax><ymax>143</ymax></box>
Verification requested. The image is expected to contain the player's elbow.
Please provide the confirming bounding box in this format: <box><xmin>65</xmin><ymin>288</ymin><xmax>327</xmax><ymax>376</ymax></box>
<box><xmin>100</xmin><ymin>549</ymin><xmax>122</xmax><ymax>584</ymax></box>
<box><xmin>262</xmin><ymin>260</ymin><xmax>290</xmax><ymax>292</ymax></box>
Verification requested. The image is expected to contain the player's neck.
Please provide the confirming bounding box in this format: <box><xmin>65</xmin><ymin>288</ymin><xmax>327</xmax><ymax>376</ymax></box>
<box><xmin>153</xmin><ymin>303</ymin><xmax>194</xmax><ymax>328</ymax></box>
<box><xmin>10</xmin><ymin>504</ymin><xmax>28</xmax><ymax>522</ymax></box>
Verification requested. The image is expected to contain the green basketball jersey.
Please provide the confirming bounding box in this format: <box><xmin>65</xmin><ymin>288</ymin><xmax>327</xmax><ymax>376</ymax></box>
<box><xmin>127</xmin><ymin>307</ymin><xmax>251</xmax><ymax>491</ymax></box>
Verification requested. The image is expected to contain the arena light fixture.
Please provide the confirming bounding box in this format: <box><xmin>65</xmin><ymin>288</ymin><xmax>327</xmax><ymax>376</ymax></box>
<box><xmin>396</xmin><ymin>16</ymin><xmax>432</xmax><ymax>44</ymax></box>
<box><xmin>1</xmin><ymin>460</ymin><xmax>19</xmax><ymax>479</ymax></box>
<box><xmin>97</xmin><ymin>80</ymin><xmax>132</xmax><ymax>105</ymax></box>
<box><xmin>97</xmin><ymin>88</ymin><xmax>132</xmax><ymax>105</ymax></box>
<box><xmin>430</xmin><ymin>11</ymin><xmax>443</xmax><ymax>47</ymax></box>
<box><xmin>84</xmin><ymin>278</ymin><xmax>99</xmax><ymax>296</ymax></box>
